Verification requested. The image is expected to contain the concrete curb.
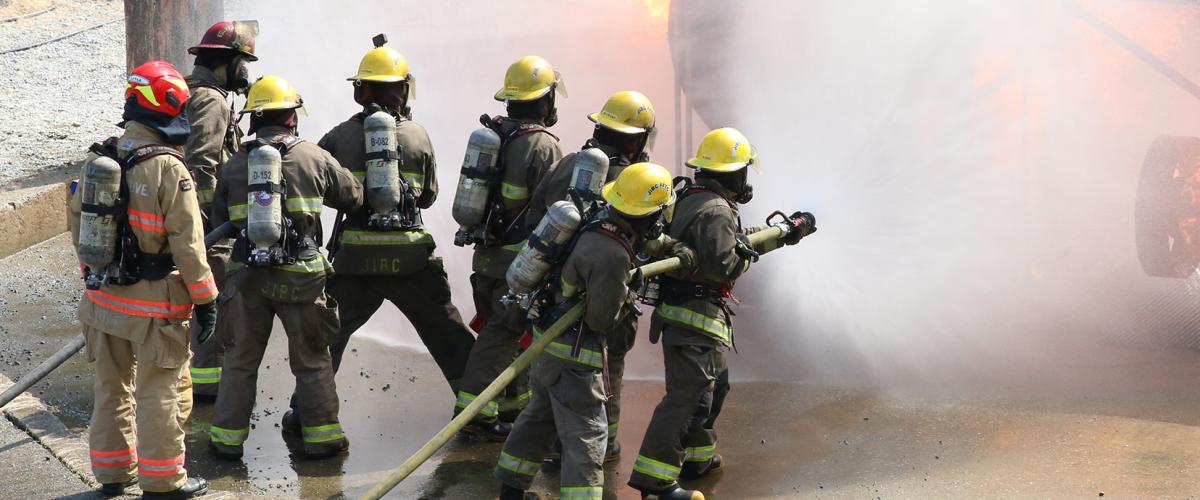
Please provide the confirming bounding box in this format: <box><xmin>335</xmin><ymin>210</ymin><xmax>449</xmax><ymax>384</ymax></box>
<box><xmin>0</xmin><ymin>182</ymin><xmax>70</xmax><ymax>260</ymax></box>
<box><xmin>0</xmin><ymin>373</ymin><xmax>276</xmax><ymax>499</ymax></box>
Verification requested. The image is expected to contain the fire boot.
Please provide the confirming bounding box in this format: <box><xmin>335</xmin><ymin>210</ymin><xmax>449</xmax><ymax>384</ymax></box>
<box><xmin>99</xmin><ymin>478</ymin><xmax>137</xmax><ymax>496</ymax></box>
<box><xmin>208</xmin><ymin>439</ymin><xmax>243</xmax><ymax>460</ymax></box>
<box><xmin>605</xmin><ymin>440</ymin><xmax>622</xmax><ymax>463</ymax></box>
<box><xmin>280</xmin><ymin>408</ymin><xmax>301</xmax><ymax>436</ymax></box>
<box><xmin>142</xmin><ymin>477</ymin><xmax>209</xmax><ymax>499</ymax></box>
<box><xmin>679</xmin><ymin>453</ymin><xmax>723</xmax><ymax>479</ymax></box>
<box><xmin>460</xmin><ymin>418</ymin><xmax>512</xmax><ymax>442</ymax></box>
<box><xmin>642</xmin><ymin>485</ymin><xmax>705</xmax><ymax>500</ymax></box>
<box><xmin>499</xmin><ymin>483</ymin><xmax>541</xmax><ymax>500</ymax></box>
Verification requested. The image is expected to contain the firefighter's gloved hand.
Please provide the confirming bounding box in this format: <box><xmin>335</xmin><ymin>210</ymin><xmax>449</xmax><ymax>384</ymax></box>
<box><xmin>668</xmin><ymin>239</ymin><xmax>697</xmax><ymax>272</ymax></box>
<box><xmin>734</xmin><ymin>233</ymin><xmax>760</xmax><ymax>262</ymax></box>
<box><xmin>193</xmin><ymin>301</ymin><xmax>218</xmax><ymax>344</ymax></box>
<box><xmin>782</xmin><ymin>211</ymin><xmax>817</xmax><ymax>245</ymax></box>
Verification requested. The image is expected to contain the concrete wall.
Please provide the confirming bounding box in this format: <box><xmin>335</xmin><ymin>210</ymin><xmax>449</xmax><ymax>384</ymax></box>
<box><xmin>0</xmin><ymin>183</ymin><xmax>69</xmax><ymax>260</ymax></box>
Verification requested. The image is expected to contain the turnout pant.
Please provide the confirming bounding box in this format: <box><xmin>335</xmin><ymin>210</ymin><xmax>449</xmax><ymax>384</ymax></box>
<box><xmin>188</xmin><ymin>247</ymin><xmax>229</xmax><ymax>397</ymax></box>
<box><xmin>86</xmin><ymin>321</ymin><xmax>192</xmax><ymax>493</ymax></box>
<box><xmin>605</xmin><ymin>312</ymin><xmax>637</xmax><ymax>445</ymax></box>
<box><xmin>327</xmin><ymin>257</ymin><xmax>475</xmax><ymax>389</ymax></box>
<box><xmin>629</xmin><ymin>325</ymin><xmax>731</xmax><ymax>493</ymax></box>
<box><xmin>456</xmin><ymin>273</ymin><xmax>531</xmax><ymax>422</ymax></box>
<box><xmin>494</xmin><ymin>355</ymin><xmax>607</xmax><ymax>499</ymax></box>
<box><xmin>210</xmin><ymin>286</ymin><xmax>347</xmax><ymax>457</ymax></box>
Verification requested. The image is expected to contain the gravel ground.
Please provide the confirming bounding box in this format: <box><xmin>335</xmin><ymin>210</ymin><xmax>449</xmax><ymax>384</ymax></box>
<box><xmin>0</xmin><ymin>0</ymin><xmax>125</xmax><ymax>191</ymax></box>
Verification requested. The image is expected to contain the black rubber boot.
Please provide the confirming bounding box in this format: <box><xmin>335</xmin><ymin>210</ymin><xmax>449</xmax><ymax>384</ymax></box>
<box><xmin>460</xmin><ymin>419</ymin><xmax>511</xmax><ymax>442</ymax></box>
<box><xmin>207</xmin><ymin>438</ymin><xmax>243</xmax><ymax>460</ymax></box>
<box><xmin>499</xmin><ymin>483</ymin><xmax>541</xmax><ymax>500</ymax></box>
<box><xmin>142</xmin><ymin>477</ymin><xmax>209</xmax><ymax>499</ymax></box>
<box><xmin>679</xmin><ymin>453</ymin><xmax>723</xmax><ymax>479</ymax></box>
<box><xmin>280</xmin><ymin>408</ymin><xmax>301</xmax><ymax>436</ymax></box>
<box><xmin>99</xmin><ymin>477</ymin><xmax>137</xmax><ymax>496</ymax></box>
<box><xmin>644</xmin><ymin>485</ymin><xmax>705</xmax><ymax>500</ymax></box>
<box><xmin>604</xmin><ymin>440</ymin><xmax>622</xmax><ymax>463</ymax></box>
<box><xmin>303</xmin><ymin>436</ymin><xmax>350</xmax><ymax>459</ymax></box>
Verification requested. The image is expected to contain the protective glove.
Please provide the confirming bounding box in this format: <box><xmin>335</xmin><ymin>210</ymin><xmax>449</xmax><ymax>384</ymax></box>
<box><xmin>668</xmin><ymin>239</ymin><xmax>697</xmax><ymax>272</ymax></box>
<box><xmin>734</xmin><ymin>233</ymin><xmax>761</xmax><ymax>262</ymax></box>
<box><xmin>782</xmin><ymin>211</ymin><xmax>817</xmax><ymax>245</ymax></box>
<box><xmin>193</xmin><ymin>301</ymin><xmax>218</xmax><ymax>345</ymax></box>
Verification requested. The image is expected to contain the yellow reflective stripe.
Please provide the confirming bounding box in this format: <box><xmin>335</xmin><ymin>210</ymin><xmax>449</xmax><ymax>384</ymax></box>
<box><xmin>190</xmin><ymin>366</ymin><xmax>221</xmax><ymax>384</ymax></box>
<box><xmin>196</xmin><ymin>188</ymin><xmax>215</xmax><ymax>204</ymax></box>
<box><xmin>402</xmin><ymin>171</ymin><xmax>424</xmax><ymax>190</ymax></box>
<box><xmin>301</xmin><ymin>423</ymin><xmax>345</xmax><ymax>443</ymax></box>
<box><xmin>352</xmin><ymin>171</ymin><xmax>366</xmax><ymax>179</ymax></box>
<box><xmin>501</xmin><ymin>242</ymin><xmax>524</xmax><ymax>253</ymax></box>
<box><xmin>276</xmin><ymin>255</ymin><xmax>332</xmax><ymax>274</ymax></box>
<box><xmin>455</xmin><ymin>391</ymin><xmax>499</xmax><ymax>418</ymax></box>
<box><xmin>656</xmin><ymin>304</ymin><xmax>732</xmax><ymax>344</ymax></box>
<box><xmin>544</xmin><ymin>340</ymin><xmax>603</xmax><ymax>369</ymax></box>
<box><xmin>684</xmin><ymin>442</ymin><xmax>716</xmax><ymax>462</ymax></box>
<box><xmin>228</xmin><ymin>204</ymin><xmax>247</xmax><ymax>221</ymax></box>
<box><xmin>498</xmin><ymin>451</ymin><xmax>539</xmax><ymax>476</ymax></box>
<box><xmin>209</xmin><ymin>425</ymin><xmax>248</xmax><ymax>446</ymax></box>
<box><xmin>501</xmin><ymin>181</ymin><xmax>529</xmax><ymax>201</ymax></box>
<box><xmin>560</xmin><ymin>486</ymin><xmax>602</xmax><ymax>498</ymax></box>
<box><xmin>633</xmin><ymin>454</ymin><xmax>680</xmax><ymax>482</ymax></box>
<box><xmin>340</xmin><ymin>229</ymin><xmax>433</xmax><ymax>246</ymax></box>
<box><xmin>498</xmin><ymin>389</ymin><xmax>531</xmax><ymax>412</ymax></box>
<box><xmin>284</xmin><ymin>196</ymin><xmax>323</xmax><ymax>213</ymax></box>
<box><xmin>560</xmin><ymin>278</ymin><xmax>580</xmax><ymax>298</ymax></box>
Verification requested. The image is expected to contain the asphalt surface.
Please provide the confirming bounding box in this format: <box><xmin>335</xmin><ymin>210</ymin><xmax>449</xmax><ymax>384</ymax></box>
<box><xmin>6</xmin><ymin>235</ymin><xmax>1200</xmax><ymax>498</ymax></box>
<box><xmin>0</xmin><ymin>411</ymin><xmax>88</xmax><ymax>498</ymax></box>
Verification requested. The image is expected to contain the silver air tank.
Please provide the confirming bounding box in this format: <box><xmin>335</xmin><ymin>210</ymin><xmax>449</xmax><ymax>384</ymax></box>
<box><xmin>506</xmin><ymin>200</ymin><xmax>582</xmax><ymax>294</ymax></box>
<box><xmin>77</xmin><ymin>155</ymin><xmax>123</xmax><ymax>269</ymax></box>
<box><xmin>568</xmin><ymin>147</ymin><xmax>610</xmax><ymax>199</ymax></box>
<box><xmin>247</xmin><ymin>144</ymin><xmax>283</xmax><ymax>250</ymax></box>
<box><xmin>452</xmin><ymin>127</ymin><xmax>502</xmax><ymax>230</ymax></box>
<box><xmin>364</xmin><ymin>110</ymin><xmax>402</xmax><ymax>216</ymax></box>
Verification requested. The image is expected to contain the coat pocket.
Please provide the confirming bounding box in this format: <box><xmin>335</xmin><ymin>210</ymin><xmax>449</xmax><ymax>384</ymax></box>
<box><xmin>152</xmin><ymin>318</ymin><xmax>191</xmax><ymax>370</ymax></box>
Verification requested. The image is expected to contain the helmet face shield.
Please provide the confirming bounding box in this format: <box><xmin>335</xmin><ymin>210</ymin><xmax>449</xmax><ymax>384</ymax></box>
<box><xmin>643</xmin><ymin>126</ymin><xmax>658</xmax><ymax>153</ymax></box>
<box><xmin>553</xmin><ymin>71</ymin><xmax>568</xmax><ymax>98</ymax></box>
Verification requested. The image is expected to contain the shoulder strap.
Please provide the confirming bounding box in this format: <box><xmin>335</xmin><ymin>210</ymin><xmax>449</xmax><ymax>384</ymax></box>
<box><xmin>186</xmin><ymin>78</ymin><xmax>230</xmax><ymax>98</ymax></box>
<box><xmin>124</xmin><ymin>145</ymin><xmax>184</xmax><ymax>169</ymax></box>
<box><xmin>509</xmin><ymin>123</ymin><xmax>559</xmax><ymax>142</ymax></box>
<box><xmin>589</xmin><ymin>220</ymin><xmax>636</xmax><ymax>260</ymax></box>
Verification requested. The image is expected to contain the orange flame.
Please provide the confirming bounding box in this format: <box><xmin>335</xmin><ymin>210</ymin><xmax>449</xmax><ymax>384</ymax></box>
<box><xmin>639</xmin><ymin>0</ymin><xmax>670</xmax><ymax>21</ymax></box>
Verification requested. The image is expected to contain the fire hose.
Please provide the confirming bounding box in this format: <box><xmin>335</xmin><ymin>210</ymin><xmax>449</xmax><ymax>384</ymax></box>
<box><xmin>0</xmin><ymin>334</ymin><xmax>84</xmax><ymax>409</ymax></box>
<box><xmin>362</xmin><ymin>218</ymin><xmax>807</xmax><ymax>499</ymax></box>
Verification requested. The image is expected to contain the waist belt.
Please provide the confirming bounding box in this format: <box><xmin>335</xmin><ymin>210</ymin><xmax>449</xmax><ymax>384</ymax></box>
<box><xmin>136</xmin><ymin>253</ymin><xmax>177</xmax><ymax>281</ymax></box>
<box><xmin>661</xmin><ymin>279</ymin><xmax>727</xmax><ymax>304</ymax></box>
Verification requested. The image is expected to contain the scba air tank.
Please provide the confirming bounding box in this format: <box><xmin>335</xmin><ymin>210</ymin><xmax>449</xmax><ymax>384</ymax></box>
<box><xmin>364</xmin><ymin>110</ymin><xmax>402</xmax><ymax>216</ymax></box>
<box><xmin>452</xmin><ymin>127</ymin><xmax>502</xmax><ymax>229</ymax></box>
<box><xmin>506</xmin><ymin>200</ymin><xmax>582</xmax><ymax>294</ymax></box>
<box><xmin>568</xmin><ymin>147</ymin><xmax>610</xmax><ymax>199</ymax></box>
<box><xmin>247</xmin><ymin>144</ymin><xmax>283</xmax><ymax>250</ymax></box>
<box><xmin>78</xmin><ymin>155</ymin><xmax>123</xmax><ymax>269</ymax></box>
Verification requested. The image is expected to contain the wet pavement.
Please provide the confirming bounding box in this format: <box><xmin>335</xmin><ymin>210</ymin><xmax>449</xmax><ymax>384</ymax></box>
<box><xmin>5</xmin><ymin>235</ymin><xmax>1200</xmax><ymax>498</ymax></box>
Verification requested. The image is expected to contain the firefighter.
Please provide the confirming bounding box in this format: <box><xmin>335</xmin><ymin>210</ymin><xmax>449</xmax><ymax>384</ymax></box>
<box><xmin>523</xmin><ymin>90</ymin><xmax>656</xmax><ymax>459</ymax></box>
<box><xmin>183</xmin><ymin>19</ymin><xmax>259</xmax><ymax>400</ymax></box>
<box><xmin>628</xmin><ymin>128</ymin><xmax>815</xmax><ymax>499</ymax></box>
<box><xmin>282</xmin><ymin>35</ymin><xmax>476</xmax><ymax>430</ymax></box>
<box><xmin>69</xmin><ymin>61</ymin><xmax>214</xmax><ymax>498</ymax></box>
<box><xmin>456</xmin><ymin>55</ymin><xmax>565</xmax><ymax>440</ymax></box>
<box><xmin>496</xmin><ymin>163</ymin><xmax>677</xmax><ymax>500</ymax></box>
<box><xmin>208</xmin><ymin>75</ymin><xmax>363</xmax><ymax>459</ymax></box>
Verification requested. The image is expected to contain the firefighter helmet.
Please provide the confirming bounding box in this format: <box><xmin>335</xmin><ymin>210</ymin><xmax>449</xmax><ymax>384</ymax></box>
<box><xmin>349</xmin><ymin>45</ymin><xmax>410</xmax><ymax>83</ymax></box>
<box><xmin>240</xmin><ymin>75</ymin><xmax>303</xmax><ymax>114</ymax></box>
<box><xmin>494</xmin><ymin>55</ymin><xmax>566</xmax><ymax>102</ymax></box>
<box><xmin>188</xmin><ymin>20</ymin><xmax>259</xmax><ymax>61</ymax></box>
<box><xmin>124</xmin><ymin>61</ymin><xmax>190</xmax><ymax>117</ymax></box>
<box><xmin>588</xmin><ymin>91</ymin><xmax>655</xmax><ymax>134</ymax></box>
<box><xmin>602</xmin><ymin>162</ymin><xmax>676</xmax><ymax>217</ymax></box>
<box><xmin>687</xmin><ymin>127</ymin><xmax>760</xmax><ymax>173</ymax></box>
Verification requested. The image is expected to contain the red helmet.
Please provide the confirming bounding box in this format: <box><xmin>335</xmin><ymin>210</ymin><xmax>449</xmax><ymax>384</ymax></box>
<box><xmin>188</xmin><ymin>20</ymin><xmax>259</xmax><ymax>61</ymax></box>
<box><xmin>124</xmin><ymin>61</ymin><xmax>190</xmax><ymax>117</ymax></box>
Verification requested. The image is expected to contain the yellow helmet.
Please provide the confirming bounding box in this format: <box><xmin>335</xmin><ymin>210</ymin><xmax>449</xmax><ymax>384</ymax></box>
<box><xmin>494</xmin><ymin>55</ymin><xmax>566</xmax><ymax>102</ymax></box>
<box><xmin>602</xmin><ymin>162</ymin><xmax>677</xmax><ymax>217</ymax></box>
<box><xmin>687</xmin><ymin>127</ymin><xmax>759</xmax><ymax>173</ymax></box>
<box><xmin>240</xmin><ymin>75</ymin><xmax>304</xmax><ymax>114</ymax></box>
<box><xmin>588</xmin><ymin>91</ymin><xmax>655</xmax><ymax>134</ymax></box>
<box><xmin>349</xmin><ymin>45</ymin><xmax>410</xmax><ymax>83</ymax></box>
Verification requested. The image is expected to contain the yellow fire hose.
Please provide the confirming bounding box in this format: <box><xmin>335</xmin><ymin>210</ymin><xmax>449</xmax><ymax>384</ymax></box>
<box><xmin>362</xmin><ymin>222</ymin><xmax>796</xmax><ymax>499</ymax></box>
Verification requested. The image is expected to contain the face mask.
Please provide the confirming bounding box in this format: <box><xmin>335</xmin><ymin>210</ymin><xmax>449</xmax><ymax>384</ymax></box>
<box><xmin>544</xmin><ymin>107</ymin><xmax>558</xmax><ymax>127</ymax></box>
<box><xmin>228</xmin><ymin>58</ymin><xmax>251</xmax><ymax>94</ymax></box>
<box><xmin>733</xmin><ymin>183</ymin><xmax>754</xmax><ymax>204</ymax></box>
